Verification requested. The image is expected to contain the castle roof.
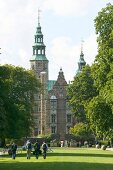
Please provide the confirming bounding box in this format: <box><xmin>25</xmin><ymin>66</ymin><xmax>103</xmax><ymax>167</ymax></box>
<box><xmin>48</xmin><ymin>80</ymin><xmax>56</xmax><ymax>91</ymax></box>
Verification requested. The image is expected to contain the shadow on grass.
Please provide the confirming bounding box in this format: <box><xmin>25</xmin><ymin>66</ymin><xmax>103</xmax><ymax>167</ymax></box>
<box><xmin>47</xmin><ymin>152</ymin><xmax>113</xmax><ymax>158</ymax></box>
<box><xmin>0</xmin><ymin>161</ymin><xmax>113</xmax><ymax>170</ymax></box>
<box><xmin>1</xmin><ymin>151</ymin><xmax>113</xmax><ymax>158</ymax></box>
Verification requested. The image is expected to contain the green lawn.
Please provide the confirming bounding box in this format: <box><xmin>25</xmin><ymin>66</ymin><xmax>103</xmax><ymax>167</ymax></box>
<box><xmin>0</xmin><ymin>148</ymin><xmax>113</xmax><ymax>170</ymax></box>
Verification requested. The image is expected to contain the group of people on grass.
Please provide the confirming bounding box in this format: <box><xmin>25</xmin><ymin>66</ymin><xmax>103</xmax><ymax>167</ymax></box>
<box><xmin>11</xmin><ymin>140</ymin><xmax>48</xmax><ymax>160</ymax></box>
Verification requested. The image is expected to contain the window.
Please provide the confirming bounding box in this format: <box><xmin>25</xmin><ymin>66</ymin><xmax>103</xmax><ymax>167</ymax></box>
<box><xmin>67</xmin><ymin>115</ymin><xmax>71</xmax><ymax>123</ymax></box>
<box><xmin>34</xmin><ymin>119</ymin><xmax>38</xmax><ymax>124</ymax></box>
<box><xmin>34</xmin><ymin>94</ymin><xmax>39</xmax><ymax>100</ymax></box>
<box><xmin>38</xmin><ymin>49</ymin><xmax>41</xmax><ymax>54</ymax></box>
<box><xmin>37</xmin><ymin>63</ymin><xmax>41</xmax><ymax>67</ymax></box>
<box><xmin>51</xmin><ymin>114</ymin><xmax>56</xmax><ymax>123</ymax></box>
<box><xmin>33</xmin><ymin>106</ymin><xmax>38</xmax><ymax>112</ymax></box>
<box><xmin>38</xmin><ymin>38</ymin><xmax>40</xmax><ymax>42</ymax></box>
<box><xmin>67</xmin><ymin>126</ymin><xmax>70</xmax><ymax>133</ymax></box>
<box><xmin>42</xmin><ymin>49</ymin><xmax>44</xmax><ymax>54</ymax></box>
<box><xmin>38</xmin><ymin>107</ymin><xmax>41</xmax><ymax>112</ymax></box>
<box><xmin>44</xmin><ymin>63</ymin><xmax>47</xmax><ymax>69</ymax></box>
<box><xmin>50</xmin><ymin>100</ymin><xmax>57</xmax><ymax>109</ymax></box>
<box><xmin>33</xmin><ymin>106</ymin><xmax>40</xmax><ymax>112</ymax></box>
<box><xmin>66</xmin><ymin>101</ymin><xmax>70</xmax><ymax>110</ymax></box>
<box><xmin>51</xmin><ymin>126</ymin><xmax>56</xmax><ymax>134</ymax></box>
<box><xmin>32</xmin><ymin>64</ymin><xmax>35</xmax><ymax>70</ymax></box>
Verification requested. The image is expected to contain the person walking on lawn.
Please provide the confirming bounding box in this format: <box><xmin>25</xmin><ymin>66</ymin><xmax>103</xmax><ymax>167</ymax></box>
<box><xmin>34</xmin><ymin>140</ymin><xmax>41</xmax><ymax>159</ymax></box>
<box><xmin>26</xmin><ymin>140</ymin><xmax>32</xmax><ymax>159</ymax></box>
<box><xmin>11</xmin><ymin>142</ymin><xmax>17</xmax><ymax>159</ymax></box>
<box><xmin>42</xmin><ymin>141</ymin><xmax>48</xmax><ymax>159</ymax></box>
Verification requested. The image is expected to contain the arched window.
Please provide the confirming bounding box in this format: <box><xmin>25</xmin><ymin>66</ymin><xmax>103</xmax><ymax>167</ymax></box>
<box><xmin>50</xmin><ymin>96</ymin><xmax>57</xmax><ymax>109</ymax></box>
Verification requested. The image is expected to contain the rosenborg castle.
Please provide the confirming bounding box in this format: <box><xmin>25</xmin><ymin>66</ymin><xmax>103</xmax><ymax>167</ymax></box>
<box><xmin>30</xmin><ymin>16</ymin><xmax>86</xmax><ymax>140</ymax></box>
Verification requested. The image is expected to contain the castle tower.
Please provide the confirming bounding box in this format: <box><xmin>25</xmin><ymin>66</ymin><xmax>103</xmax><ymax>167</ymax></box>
<box><xmin>30</xmin><ymin>12</ymin><xmax>75</xmax><ymax>140</ymax></box>
<box><xmin>30</xmin><ymin>11</ymin><xmax>48</xmax><ymax>136</ymax></box>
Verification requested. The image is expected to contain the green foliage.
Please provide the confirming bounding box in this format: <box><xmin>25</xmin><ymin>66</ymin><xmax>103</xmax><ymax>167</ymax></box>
<box><xmin>38</xmin><ymin>134</ymin><xmax>59</xmax><ymax>142</ymax></box>
<box><xmin>0</xmin><ymin>64</ymin><xmax>41</xmax><ymax>141</ymax></box>
<box><xmin>86</xmin><ymin>96</ymin><xmax>113</xmax><ymax>138</ymax></box>
<box><xmin>70</xmin><ymin>122</ymin><xmax>94</xmax><ymax>141</ymax></box>
<box><xmin>93</xmin><ymin>3</ymin><xmax>113</xmax><ymax>90</ymax></box>
<box><xmin>67</xmin><ymin>65</ymin><xmax>97</xmax><ymax>122</ymax></box>
<box><xmin>95</xmin><ymin>3</ymin><xmax>113</xmax><ymax>47</ymax></box>
<box><xmin>88</xmin><ymin>3</ymin><xmax>113</xmax><ymax>138</ymax></box>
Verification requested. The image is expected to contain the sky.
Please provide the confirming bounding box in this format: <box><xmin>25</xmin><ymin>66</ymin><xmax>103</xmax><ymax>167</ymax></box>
<box><xmin>0</xmin><ymin>0</ymin><xmax>112</xmax><ymax>82</ymax></box>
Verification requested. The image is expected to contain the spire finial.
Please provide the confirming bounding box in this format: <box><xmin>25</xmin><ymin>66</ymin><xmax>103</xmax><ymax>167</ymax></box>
<box><xmin>60</xmin><ymin>67</ymin><xmax>63</xmax><ymax>72</ymax></box>
<box><xmin>38</xmin><ymin>9</ymin><xmax>41</xmax><ymax>25</ymax></box>
<box><xmin>81</xmin><ymin>38</ymin><xmax>84</xmax><ymax>53</ymax></box>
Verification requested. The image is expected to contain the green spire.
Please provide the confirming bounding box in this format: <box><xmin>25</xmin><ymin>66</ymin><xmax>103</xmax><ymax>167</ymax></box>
<box><xmin>30</xmin><ymin>10</ymin><xmax>48</xmax><ymax>61</ymax></box>
<box><xmin>76</xmin><ymin>41</ymin><xmax>86</xmax><ymax>75</ymax></box>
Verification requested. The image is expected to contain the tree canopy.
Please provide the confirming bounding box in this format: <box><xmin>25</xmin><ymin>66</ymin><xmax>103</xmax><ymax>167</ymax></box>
<box><xmin>0</xmin><ymin>64</ymin><xmax>41</xmax><ymax>142</ymax></box>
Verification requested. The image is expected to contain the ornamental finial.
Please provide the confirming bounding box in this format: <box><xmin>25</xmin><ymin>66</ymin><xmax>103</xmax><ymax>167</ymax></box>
<box><xmin>81</xmin><ymin>38</ymin><xmax>84</xmax><ymax>53</ymax></box>
<box><xmin>38</xmin><ymin>9</ymin><xmax>41</xmax><ymax>25</ymax></box>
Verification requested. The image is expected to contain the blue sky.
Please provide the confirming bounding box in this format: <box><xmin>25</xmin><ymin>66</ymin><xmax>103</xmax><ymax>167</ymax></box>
<box><xmin>0</xmin><ymin>0</ymin><xmax>112</xmax><ymax>81</ymax></box>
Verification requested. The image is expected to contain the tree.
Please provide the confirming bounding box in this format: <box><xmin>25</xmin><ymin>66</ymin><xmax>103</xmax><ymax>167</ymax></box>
<box><xmin>88</xmin><ymin>3</ymin><xmax>113</xmax><ymax>138</ymax></box>
<box><xmin>67</xmin><ymin>65</ymin><xmax>98</xmax><ymax>123</ymax></box>
<box><xmin>70</xmin><ymin>122</ymin><xmax>94</xmax><ymax>142</ymax></box>
<box><xmin>87</xmin><ymin>96</ymin><xmax>113</xmax><ymax>138</ymax></box>
<box><xmin>0</xmin><ymin>64</ymin><xmax>41</xmax><ymax>145</ymax></box>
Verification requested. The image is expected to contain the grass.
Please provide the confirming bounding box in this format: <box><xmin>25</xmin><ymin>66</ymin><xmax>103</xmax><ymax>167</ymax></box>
<box><xmin>0</xmin><ymin>148</ymin><xmax>113</xmax><ymax>170</ymax></box>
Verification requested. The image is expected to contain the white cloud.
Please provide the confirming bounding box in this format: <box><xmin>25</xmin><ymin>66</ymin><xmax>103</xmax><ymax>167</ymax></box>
<box><xmin>48</xmin><ymin>36</ymin><xmax>76</xmax><ymax>81</ymax></box>
<box><xmin>0</xmin><ymin>0</ymin><xmax>41</xmax><ymax>67</ymax></box>
<box><xmin>42</xmin><ymin>0</ymin><xmax>93</xmax><ymax>16</ymax></box>
<box><xmin>18</xmin><ymin>49</ymin><xmax>30</xmax><ymax>68</ymax></box>
<box><xmin>0</xmin><ymin>57</ymin><xmax>9</xmax><ymax>65</ymax></box>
